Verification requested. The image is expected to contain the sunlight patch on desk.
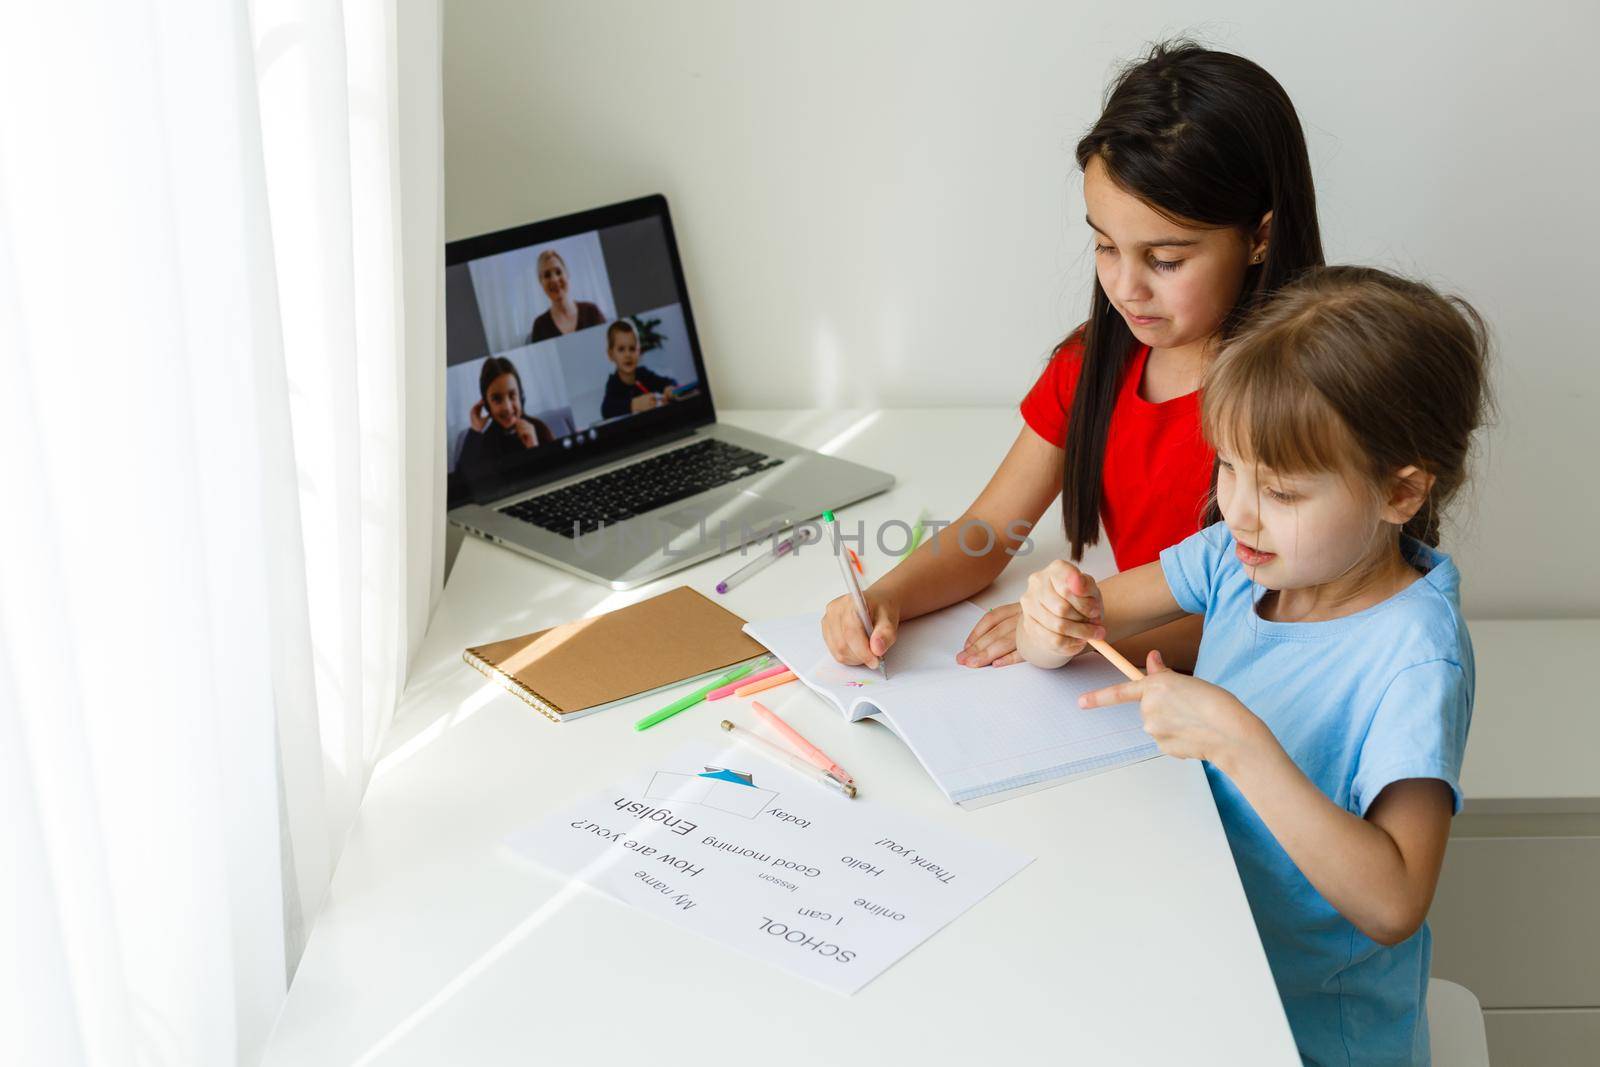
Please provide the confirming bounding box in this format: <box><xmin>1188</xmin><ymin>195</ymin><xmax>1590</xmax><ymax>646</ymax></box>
<box><xmin>349</xmin><ymin>840</ymin><xmax>642</xmax><ymax>1066</ymax></box>
<box><xmin>815</xmin><ymin>410</ymin><xmax>881</xmax><ymax>457</ymax></box>
<box><xmin>371</xmin><ymin>680</ymin><xmax>501</xmax><ymax>781</ymax></box>
<box><xmin>373</xmin><ymin>593</ymin><xmax>643</xmax><ymax>781</ymax></box>
<box><xmin>585</xmin><ymin>588</ymin><xmax>650</xmax><ymax>618</ymax></box>
<box><xmin>347</xmin><ymin>880</ymin><xmax>587</xmax><ymax>1066</ymax></box>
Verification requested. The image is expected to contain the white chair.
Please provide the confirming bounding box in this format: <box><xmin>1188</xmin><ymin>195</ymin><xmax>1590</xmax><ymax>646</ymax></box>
<box><xmin>1428</xmin><ymin>978</ymin><xmax>1490</xmax><ymax>1067</ymax></box>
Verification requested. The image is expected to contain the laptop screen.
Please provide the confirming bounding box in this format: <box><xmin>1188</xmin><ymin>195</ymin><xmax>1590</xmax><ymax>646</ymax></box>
<box><xmin>444</xmin><ymin>195</ymin><xmax>714</xmax><ymax>508</ymax></box>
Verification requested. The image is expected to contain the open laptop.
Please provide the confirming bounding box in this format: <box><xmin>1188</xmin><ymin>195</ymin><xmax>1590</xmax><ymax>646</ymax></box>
<box><xmin>445</xmin><ymin>194</ymin><xmax>893</xmax><ymax>589</ymax></box>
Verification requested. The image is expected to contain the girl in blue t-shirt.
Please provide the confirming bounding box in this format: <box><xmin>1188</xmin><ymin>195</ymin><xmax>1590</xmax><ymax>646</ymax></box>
<box><xmin>1016</xmin><ymin>266</ymin><xmax>1491</xmax><ymax>1066</ymax></box>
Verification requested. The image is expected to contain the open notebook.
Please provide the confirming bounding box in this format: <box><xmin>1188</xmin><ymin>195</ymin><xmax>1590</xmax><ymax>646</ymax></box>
<box><xmin>744</xmin><ymin>602</ymin><xmax>1159</xmax><ymax>805</ymax></box>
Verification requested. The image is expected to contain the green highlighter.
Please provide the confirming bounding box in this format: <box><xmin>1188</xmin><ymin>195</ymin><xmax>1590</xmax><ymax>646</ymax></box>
<box><xmin>899</xmin><ymin>508</ymin><xmax>929</xmax><ymax>561</ymax></box>
<box><xmin>633</xmin><ymin>659</ymin><xmax>765</xmax><ymax>732</ymax></box>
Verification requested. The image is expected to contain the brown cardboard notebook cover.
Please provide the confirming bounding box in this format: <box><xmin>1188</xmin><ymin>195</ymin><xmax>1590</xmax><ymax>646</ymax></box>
<box><xmin>462</xmin><ymin>585</ymin><xmax>768</xmax><ymax>723</ymax></box>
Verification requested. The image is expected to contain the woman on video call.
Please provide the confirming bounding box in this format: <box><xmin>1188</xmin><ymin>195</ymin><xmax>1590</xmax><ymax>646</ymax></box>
<box><xmin>528</xmin><ymin>249</ymin><xmax>606</xmax><ymax>341</ymax></box>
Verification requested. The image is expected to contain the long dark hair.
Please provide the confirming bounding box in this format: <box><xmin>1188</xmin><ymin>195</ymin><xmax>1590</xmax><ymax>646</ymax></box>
<box><xmin>1060</xmin><ymin>41</ymin><xmax>1325</xmax><ymax>560</ymax></box>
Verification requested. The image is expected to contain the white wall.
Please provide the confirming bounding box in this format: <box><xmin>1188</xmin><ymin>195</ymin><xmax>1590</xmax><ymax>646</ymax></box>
<box><xmin>444</xmin><ymin>0</ymin><xmax>1600</xmax><ymax>617</ymax></box>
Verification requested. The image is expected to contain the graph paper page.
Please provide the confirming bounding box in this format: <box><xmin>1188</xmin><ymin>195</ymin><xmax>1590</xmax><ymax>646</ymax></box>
<box><xmin>743</xmin><ymin>604</ymin><xmax>987</xmax><ymax>720</ymax></box>
<box><xmin>745</xmin><ymin>603</ymin><xmax>1158</xmax><ymax>802</ymax></box>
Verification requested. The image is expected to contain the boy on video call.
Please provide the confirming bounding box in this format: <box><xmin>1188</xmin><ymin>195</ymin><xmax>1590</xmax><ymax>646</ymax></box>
<box><xmin>600</xmin><ymin>319</ymin><xmax>678</xmax><ymax>418</ymax></box>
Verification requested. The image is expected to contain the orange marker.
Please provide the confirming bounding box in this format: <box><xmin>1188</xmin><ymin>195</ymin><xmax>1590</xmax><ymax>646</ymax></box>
<box><xmin>733</xmin><ymin>670</ymin><xmax>798</xmax><ymax>698</ymax></box>
<box><xmin>1088</xmin><ymin>639</ymin><xmax>1143</xmax><ymax>682</ymax></box>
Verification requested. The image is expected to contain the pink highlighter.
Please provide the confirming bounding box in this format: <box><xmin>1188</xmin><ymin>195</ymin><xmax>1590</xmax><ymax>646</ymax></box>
<box><xmin>751</xmin><ymin>701</ymin><xmax>854</xmax><ymax>786</ymax></box>
<box><xmin>707</xmin><ymin>662</ymin><xmax>786</xmax><ymax>701</ymax></box>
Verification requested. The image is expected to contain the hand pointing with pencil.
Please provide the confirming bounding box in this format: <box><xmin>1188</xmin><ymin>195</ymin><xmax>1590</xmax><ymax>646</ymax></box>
<box><xmin>1078</xmin><ymin>649</ymin><xmax>1272</xmax><ymax>770</ymax></box>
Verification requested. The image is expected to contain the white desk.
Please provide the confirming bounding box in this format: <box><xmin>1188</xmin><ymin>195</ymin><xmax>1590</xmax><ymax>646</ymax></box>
<box><xmin>261</xmin><ymin>409</ymin><xmax>1298</xmax><ymax>1067</ymax></box>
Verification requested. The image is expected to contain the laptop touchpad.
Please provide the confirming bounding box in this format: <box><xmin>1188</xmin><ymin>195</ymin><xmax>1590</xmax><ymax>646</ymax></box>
<box><xmin>659</xmin><ymin>490</ymin><xmax>792</xmax><ymax>532</ymax></box>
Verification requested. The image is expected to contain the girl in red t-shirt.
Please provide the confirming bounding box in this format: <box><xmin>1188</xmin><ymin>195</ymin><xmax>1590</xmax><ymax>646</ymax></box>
<box><xmin>823</xmin><ymin>41</ymin><xmax>1326</xmax><ymax>671</ymax></box>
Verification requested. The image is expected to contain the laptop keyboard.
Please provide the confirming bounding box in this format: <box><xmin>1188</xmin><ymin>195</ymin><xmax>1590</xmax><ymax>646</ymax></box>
<box><xmin>500</xmin><ymin>438</ymin><xmax>782</xmax><ymax>538</ymax></box>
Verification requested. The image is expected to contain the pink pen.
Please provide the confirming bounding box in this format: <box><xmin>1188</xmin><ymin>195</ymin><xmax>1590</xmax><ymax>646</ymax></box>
<box><xmin>752</xmin><ymin>701</ymin><xmax>854</xmax><ymax>786</ymax></box>
<box><xmin>707</xmin><ymin>661</ymin><xmax>785</xmax><ymax>701</ymax></box>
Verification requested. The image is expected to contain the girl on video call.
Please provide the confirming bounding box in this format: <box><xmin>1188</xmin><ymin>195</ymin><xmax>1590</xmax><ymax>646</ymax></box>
<box><xmin>458</xmin><ymin>355</ymin><xmax>555</xmax><ymax>475</ymax></box>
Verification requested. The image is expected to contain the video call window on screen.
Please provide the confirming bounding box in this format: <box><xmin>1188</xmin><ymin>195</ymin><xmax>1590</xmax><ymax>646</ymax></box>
<box><xmin>444</xmin><ymin>215</ymin><xmax>701</xmax><ymax>493</ymax></box>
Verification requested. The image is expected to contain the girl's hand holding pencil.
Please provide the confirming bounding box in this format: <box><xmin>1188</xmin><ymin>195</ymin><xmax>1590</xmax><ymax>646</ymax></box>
<box><xmin>1017</xmin><ymin>559</ymin><xmax>1106</xmax><ymax>669</ymax></box>
<box><xmin>821</xmin><ymin>589</ymin><xmax>898</xmax><ymax>671</ymax></box>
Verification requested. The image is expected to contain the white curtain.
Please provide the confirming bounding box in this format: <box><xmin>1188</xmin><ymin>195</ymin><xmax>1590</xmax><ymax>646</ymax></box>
<box><xmin>0</xmin><ymin>1</ymin><xmax>443</xmax><ymax>1064</ymax></box>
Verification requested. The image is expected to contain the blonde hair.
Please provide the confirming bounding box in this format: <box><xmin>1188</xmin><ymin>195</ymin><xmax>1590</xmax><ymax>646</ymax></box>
<box><xmin>536</xmin><ymin>249</ymin><xmax>566</xmax><ymax>275</ymax></box>
<box><xmin>1202</xmin><ymin>266</ymin><xmax>1492</xmax><ymax>547</ymax></box>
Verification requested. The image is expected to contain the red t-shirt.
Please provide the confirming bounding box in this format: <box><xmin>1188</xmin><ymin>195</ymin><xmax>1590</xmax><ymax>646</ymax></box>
<box><xmin>1020</xmin><ymin>337</ymin><xmax>1215</xmax><ymax>572</ymax></box>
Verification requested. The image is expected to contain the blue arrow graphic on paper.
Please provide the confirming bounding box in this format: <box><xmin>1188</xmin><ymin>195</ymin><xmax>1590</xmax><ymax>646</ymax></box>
<box><xmin>699</xmin><ymin>766</ymin><xmax>755</xmax><ymax>787</ymax></box>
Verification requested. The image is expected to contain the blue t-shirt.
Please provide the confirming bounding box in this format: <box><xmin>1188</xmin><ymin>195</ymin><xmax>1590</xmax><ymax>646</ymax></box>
<box><xmin>1161</xmin><ymin>522</ymin><xmax>1474</xmax><ymax>1067</ymax></box>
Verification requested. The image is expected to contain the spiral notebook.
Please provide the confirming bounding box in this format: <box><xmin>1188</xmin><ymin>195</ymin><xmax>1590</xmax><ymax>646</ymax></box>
<box><xmin>464</xmin><ymin>585</ymin><xmax>768</xmax><ymax>723</ymax></box>
<box><xmin>743</xmin><ymin>602</ymin><xmax>1158</xmax><ymax>805</ymax></box>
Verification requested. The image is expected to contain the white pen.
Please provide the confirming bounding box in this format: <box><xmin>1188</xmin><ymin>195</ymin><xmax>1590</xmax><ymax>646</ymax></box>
<box><xmin>721</xmin><ymin>720</ymin><xmax>856</xmax><ymax>799</ymax></box>
<box><xmin>715</xmin><ymin>524</ymin><xmax>818</xmax><ymax>595</ymax></box>
<box><xmin>821</xmin><ymin>510</ymin><xmax>888</xmax><ymax>680</ymax></box>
